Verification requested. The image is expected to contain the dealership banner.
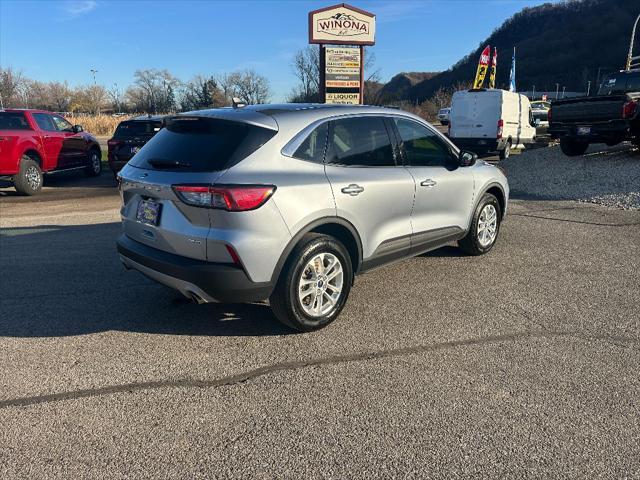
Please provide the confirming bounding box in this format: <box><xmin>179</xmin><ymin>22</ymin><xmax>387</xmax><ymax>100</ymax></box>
<box><xmin>473</xmin><ymin>45</ymin><xmax>491</xmax><ymax>89</ymax></box>
<box><xmin>325</xmin><ymin>46</ymin><xmax>361</xmax><ymax>104</ymax></box>
<box><xmin>488</xmin><ymin>47</ymin><xmax>497</xmax><ymax>89</ymax></box>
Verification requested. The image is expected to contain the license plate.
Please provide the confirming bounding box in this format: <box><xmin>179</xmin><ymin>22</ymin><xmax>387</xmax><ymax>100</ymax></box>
<box><xmin>136</xmin><ymin>199</ymin><xmax>161</xmax><ymax>226</ymax></box>
<box><xmin>577</xmin><ymin>126</ymin><xmax>591</xmax><ymax>135</ymax></box>
<box><xmin>131</xmin><ymin>146</ymin><xmax>140</xmax><ymax>155</ymax></box>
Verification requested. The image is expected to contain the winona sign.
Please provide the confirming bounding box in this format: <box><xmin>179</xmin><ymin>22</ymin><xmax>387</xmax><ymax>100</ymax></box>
<box><xmin>309</xmin><ymin>3</ymin><xmax>376</xmax><ymax>45</ymax></box>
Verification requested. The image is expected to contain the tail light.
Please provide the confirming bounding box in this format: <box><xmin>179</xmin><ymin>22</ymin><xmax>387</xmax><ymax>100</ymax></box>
<box><xmin>497</xmin><ymin>119</ymin><xmax>504</xmax><ymax>139</ymax></box>
<box><xmin>107</xmin><ymin>139</ymin><xmax>121</xmax><ymax>151</ymax></box>
<box><xmin>172</xmin><ymin>184</ymin><xmax>276</xmax><ymax>211</ymax></box>
<box><xmin>623</xmin><ymin>100</ymin><xmax>637</xmax><ymax>119</ymax></box>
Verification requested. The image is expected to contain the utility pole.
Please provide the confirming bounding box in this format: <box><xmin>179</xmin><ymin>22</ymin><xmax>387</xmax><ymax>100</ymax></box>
<box><xmin>90</xmin><ymin>69</ymin><xmax>98</xmax><ymax>85</ymax></box>
<box><xmin>532</xmin><ymin>85</ymin><xmax>536</xmax><ymax>99</ymax></box>
<box><xmin>562</xmin><ymin>86</ymin><xmax>566</xmax><ymax>99</ymax></box>
<box><xmin>587</xmin><ymin>80</ymin><xmax>591</xmax><ymax>96</ymax></box>
<box><xmin>555</xmin><ymin>83</ymin><xmax>559</xmax><ymax>100</ymax></box>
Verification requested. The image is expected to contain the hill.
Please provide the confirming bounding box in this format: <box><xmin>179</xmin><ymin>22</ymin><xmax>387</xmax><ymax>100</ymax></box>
<box><xmin>376</xmin><ymin>72</ymin><xmax>440</xmax><ymax>103</ymax></box>
<box><xmin>408</xmin><ymin>0</ymin><xmax>639</xmax><ymax>102</ymax></box>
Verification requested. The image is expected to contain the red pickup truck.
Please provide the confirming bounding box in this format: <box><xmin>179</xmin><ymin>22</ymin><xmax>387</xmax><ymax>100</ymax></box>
<box><xmin>0</xmin><ymin>109</ymin><xmax>102</xmax><ymax>195</ymax></box>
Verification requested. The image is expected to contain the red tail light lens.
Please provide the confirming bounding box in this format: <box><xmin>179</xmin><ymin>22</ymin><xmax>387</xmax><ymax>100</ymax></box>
<box><xmin>497</xmin><ymin>119</ymin><xmax>504</xmax><ymax>139</ymax></box>
<box><xmin>172</xmin><ymin>185</ymin><xmax>276</xmax><ymax>211</ymax></box>
<box><xmin>622</xmin><ymin>100</ymin><xmax>637</xmax><ymax>119</ymax></box>
<box><xmin>107</xmin><ymin>139</ymin><xmax>121</xmax><ymax>151</ymax></box>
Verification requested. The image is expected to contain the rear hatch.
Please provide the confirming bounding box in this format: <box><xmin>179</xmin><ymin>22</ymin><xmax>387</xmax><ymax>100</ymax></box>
<box><xmin>108</xmin><ymin>119</ymin><xmax>163</xmax><ymax>162</ymax></box>
<box><xmin>0</xmin><ymin>112</ymin><xmax>32</xmax><ymax>167</ymax></box>
<box><xmin>119</xmin><ymin>114</ymin><xmax>277</xmax><ymax>261</ymax></box>
<box><xmin>450</xmin><ymin>90</ymin><xmax>500</xmax><ymax>139</ymax></box>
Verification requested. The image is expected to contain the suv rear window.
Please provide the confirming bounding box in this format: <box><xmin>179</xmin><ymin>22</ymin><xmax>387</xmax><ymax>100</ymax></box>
<box><xmin>114</xmin><ymin>120</ymin><xmax>162</xmax><ymax>138</ymax></box>
<box><xmin>598</xmin><ymin>73</ymin><xmax>640</xmax><ymax>95</ymax></box>
<box><xmin>0</xmin><ymin>112</ymin><xmax>31</xmax><ymax>130</ymax></box>
<box><xmin>128</xmin><ymin>116</ymin><xmax>276</xmax><ymax>172</ymax></box>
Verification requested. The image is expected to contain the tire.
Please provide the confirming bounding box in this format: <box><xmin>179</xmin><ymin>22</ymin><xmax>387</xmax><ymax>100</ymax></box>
<box><xmin>85</xmin><ymin>149</ymin><xmax>102</xmax><ymax>177</ymax></box>
<box><xmin>498</xmin><ymin>140</ymin><xmax>511</xmax><ymax>160</ymax></box>
<box><xmin>560</xmin><ymin>137</ymin><xmax>589</xmax><ymax>157</ymax></box>
<box><xmin>13</xmin><ymin>156</ymin><xmax>43</xmax><ymax>196</ymax></box>
<box><xmin>458</xmin><ymin>193</ymin><xmax>502</xmax><ymax>256</ymax></box>
<box><xmin>270</xmin><ymin>233</ymin><xmax>353</xmax><ymax>332</ymax></box>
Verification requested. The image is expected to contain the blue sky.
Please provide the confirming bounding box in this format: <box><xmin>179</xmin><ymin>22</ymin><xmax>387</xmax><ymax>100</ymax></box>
<box><xmin>0</xmin><ymin>0</ymin><xmax>555</xmax><ymax>101</ymax></box>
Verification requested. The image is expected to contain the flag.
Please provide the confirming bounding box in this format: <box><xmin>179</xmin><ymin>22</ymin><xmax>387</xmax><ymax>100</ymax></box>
<box><xmin>473</xmin><ymin>45</ymin><xmax>491</xmax><ymax>89</ymax></box>
<box><xmin>488</xmin><ymin>47</ymin><xmax>497</xmax><ymax>89</ymax></box>
<box><xmin>509</xmin><ymin>47</ymin><xmax>516</xmax><ymax>92</ymax></box>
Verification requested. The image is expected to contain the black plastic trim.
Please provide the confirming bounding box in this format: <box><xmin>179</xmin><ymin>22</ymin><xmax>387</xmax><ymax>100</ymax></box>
<box><xmin>117</xmin><ymin>234</ymin><xmax>273</xmax><ymax>303</ymax></box>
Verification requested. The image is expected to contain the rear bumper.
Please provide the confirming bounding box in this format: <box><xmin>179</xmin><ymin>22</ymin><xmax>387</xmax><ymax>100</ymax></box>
<box><xmin>548</xmin><ymin>120</ymin><xmax>631</xmax><ymax>141</ymax></box>
<box><xmin>450</xmin><ymin>137</ymin><xmax>506</xmax><ymax>154</ymax></box>
<box><xmin>117</xmin><ymin>234</ymin><xmax>273</xmax><ymax>303</ymax></box>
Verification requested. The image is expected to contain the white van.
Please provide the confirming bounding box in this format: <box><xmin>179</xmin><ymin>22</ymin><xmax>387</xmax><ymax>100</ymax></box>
<box><xmin>449</xmin><ymin>89</ymin><xmax>537</xmax><ymax>159</ymax></box>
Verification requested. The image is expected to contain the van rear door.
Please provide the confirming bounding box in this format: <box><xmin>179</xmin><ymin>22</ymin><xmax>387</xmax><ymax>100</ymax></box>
<box><xmin>450</xmin><ymin>90</ymin><xmax>500</xmax><ymax>139</ymax></box>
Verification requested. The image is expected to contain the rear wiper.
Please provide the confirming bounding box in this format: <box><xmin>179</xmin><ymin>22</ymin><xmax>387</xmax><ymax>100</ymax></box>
<box><xmin>148</xmin><ymin>159</ymin><xmax>192</xmax><ymax>168</ymax></box>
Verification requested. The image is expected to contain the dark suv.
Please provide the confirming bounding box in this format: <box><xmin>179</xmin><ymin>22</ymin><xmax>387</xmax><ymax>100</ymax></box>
<box><xmin>107</xmin><ymin>116</ymin><xmax>164</xmax><ymax>177</ymax></box>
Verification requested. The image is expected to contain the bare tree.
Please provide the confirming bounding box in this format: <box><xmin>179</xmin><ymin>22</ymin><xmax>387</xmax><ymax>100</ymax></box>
<box><xmin>289</xmin><ymin>46</ymin><xmax>320</xmax><ymax>102</ymax></box>
<box><xmin>48</xmin><ymin>81</ymin><xmax>72</xmax><ymax>111</ymax></box>
<box><xmin>221</xmin><ymin>69</ymin><xmax>271</xmax><ymax>105</ymax></box>
<box><xmin>126</xmin><ymin>69</ymin><xmax>181</xmax><ymax>113</ymax></box>
<box><xmin>180</xmin><ymin>75</ymin><xmax>226</xmax><ymax>111</ymax></box>
<box><xmin>0</xmin><ymin>67</ymin><xmax>26</xmax><ymax>107</ymax></box>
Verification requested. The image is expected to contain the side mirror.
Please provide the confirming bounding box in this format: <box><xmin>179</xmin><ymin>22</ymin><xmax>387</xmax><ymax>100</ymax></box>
<box><xmin>459</xmin><ymin>150</ymin><xmax>477</xmax><ymax>167</ymax></box>
<box><xmin>72</xmin><ymin>124</ymin><xmax>83</xmax><ymax>133</ymax></box>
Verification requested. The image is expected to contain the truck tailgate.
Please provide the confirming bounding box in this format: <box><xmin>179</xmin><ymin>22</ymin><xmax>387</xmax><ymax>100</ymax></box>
<box><xmin>552</xmin><ymin>95</ymin><xmax>626</xmax><ymax>123</ymax></box>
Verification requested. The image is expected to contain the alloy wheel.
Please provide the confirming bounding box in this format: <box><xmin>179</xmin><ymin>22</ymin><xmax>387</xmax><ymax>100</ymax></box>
<box><xmin>477</xmin><ymin>204</ymin><xmax>498</xmax><ymax>247</ymax></box>
<box><xmin>297</xmin><ymin>253</ymin><xmax>344</xmax><ymax>317</ymax></box>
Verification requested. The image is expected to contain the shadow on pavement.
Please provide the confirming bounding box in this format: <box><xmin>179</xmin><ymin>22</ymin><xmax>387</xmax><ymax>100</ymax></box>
<box><xmin>0</xmin><ymin>170</ymin><xmax>117</xmax><ymax>198</ymax></box>
<box><xmin>0</xmin><ymin>222</ymin><xmax>292</xmax><ymax>338</ymax></box>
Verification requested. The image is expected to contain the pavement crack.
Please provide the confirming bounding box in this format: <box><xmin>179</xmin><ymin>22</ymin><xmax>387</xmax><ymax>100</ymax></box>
<box><xmin>4</xmin><ymin>329</ymin><xmax>637</xmax><ymax>409</ymax></box>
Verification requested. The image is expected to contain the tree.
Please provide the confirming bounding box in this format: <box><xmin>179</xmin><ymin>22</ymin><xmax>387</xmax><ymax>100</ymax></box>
<box><xmin>221</xmin><ymin>69</ymin><xmax>271</xmax><ymax>105</ymax></box>
<box><xmin>180</xmin><ymin>75</ymin><xmax>226</xmax><ymax>111</ymax></box>
<box><xmin>0</xmin><ymin>67</ymin><xmax>26</xmax><ymax>108</ymax></box>
<box><xmin>48</xmin><ymin>81</ymin><xmax>72</xmax><ymax>111</ymax></box>
<box><xmin>126</xmin><ymin>69</ymin><xmax>180</xmax><ymax>113</ymax></box>
<box><xmin>288</xmin><ymin>46</ymin><xmax>321</xmax><ymax>102</ymax></box>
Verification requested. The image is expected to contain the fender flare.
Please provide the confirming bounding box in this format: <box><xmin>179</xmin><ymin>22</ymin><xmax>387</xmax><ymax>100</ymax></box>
<box><xmin>270</xmin><ymin>216</ymin><xmax>364</xmax><ymax>285</ymax></box>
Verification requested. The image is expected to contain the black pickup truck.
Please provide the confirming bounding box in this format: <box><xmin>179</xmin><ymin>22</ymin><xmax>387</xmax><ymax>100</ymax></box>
<box><xmin>549</xmin><ymin>70</ymin><xmax>640</xmax><ymax>156</ymax></box>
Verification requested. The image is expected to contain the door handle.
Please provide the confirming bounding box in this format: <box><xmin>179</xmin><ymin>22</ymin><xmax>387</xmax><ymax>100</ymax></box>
<box><xmin>341</xmin><ymin>184</ymin><xmax>364</xmax><ymax>196</ymax></box>
<box><xmin>420</xmin><ymin>179</ymin><xmax>437</xmax><ymax>188</ymax></box>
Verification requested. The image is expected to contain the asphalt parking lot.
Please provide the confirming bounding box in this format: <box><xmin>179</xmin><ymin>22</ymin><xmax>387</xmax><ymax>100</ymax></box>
<box><xmin>1</xmin><ymin>166</ymin><xmax>639</xmax><ymax>478</ymax></box>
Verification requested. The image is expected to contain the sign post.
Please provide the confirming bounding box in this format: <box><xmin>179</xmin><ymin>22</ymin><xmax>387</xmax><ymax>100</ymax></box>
<box><xmin>308</xmin><ymin>3</ymin><xmax>376</xmax><ymax>105</ymax></box>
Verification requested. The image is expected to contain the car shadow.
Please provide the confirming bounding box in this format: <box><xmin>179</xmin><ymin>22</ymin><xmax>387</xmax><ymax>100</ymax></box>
<box><xmin>0</xmin><ymin>169</ymin><xmax>117</xmax><ymax>198</ymax></box>
<box><xmin>0</xmin><ymin>222</ymin><xmax>293</xmax><ymax>338</ymax></box>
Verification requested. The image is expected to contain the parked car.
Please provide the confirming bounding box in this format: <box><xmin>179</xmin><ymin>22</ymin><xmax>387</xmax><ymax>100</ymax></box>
<box><xmin>107</xmin><ymin>115</ymin><xmax>164</xmax><ymax>177</ymax></box>
<box><xmin>116</xmin><ymin>104</ymin><xmax>509</xmax><ymax>331</ymax></box>
<box><xmin>531</xmin><ymin>101</ymin><xmax>551</xmax><ymax>125</ymax></box>
<box><xmin>437</xmin><ymin>107</ymin><xmax>451</xmax><ymax>125</ymax></box>
<box><xmin>549</xmin><ymin>70</ymin><xmax>640</xmax><ymax>156</ymax></box>
<box><xmin>449</xmin><ymin>89</ymin><xmax>537</xmax><ymax>160</ymax></box>
<box><xmin>0</xmin><ymin>109</ymin><xmax>101</xmax><ymax>195</ymax></box>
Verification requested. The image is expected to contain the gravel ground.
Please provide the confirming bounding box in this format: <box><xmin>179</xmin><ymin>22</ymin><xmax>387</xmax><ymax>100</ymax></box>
<box><xmin>502</xmin><ymin>142</ymin><xmax>640</xmax><ymax>210</ymax></box>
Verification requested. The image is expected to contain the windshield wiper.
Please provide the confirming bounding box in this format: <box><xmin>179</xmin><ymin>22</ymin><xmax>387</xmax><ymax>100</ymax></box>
<box><xmin>147</xmin><ymin>159</ymin><xmax>192</xmax><ymax>169</ymax></box>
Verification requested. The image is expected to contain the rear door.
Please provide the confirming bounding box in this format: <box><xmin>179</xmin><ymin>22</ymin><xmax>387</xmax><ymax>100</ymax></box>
<box><xmin>323</xmin><ymin>116</ymin><xmax>415</xmax><ymax>268</ymax></box>
<box><xmin>392</xmin><ymin>117</ymin><xmax>474</xmax><ymax>249</ymax></box>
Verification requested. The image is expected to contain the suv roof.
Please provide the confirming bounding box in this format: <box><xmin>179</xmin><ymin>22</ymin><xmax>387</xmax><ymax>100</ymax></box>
<box><xmin>179</xmin><ymin>103</ymin><xmax>416</xmax><ymax>131</ymax></box>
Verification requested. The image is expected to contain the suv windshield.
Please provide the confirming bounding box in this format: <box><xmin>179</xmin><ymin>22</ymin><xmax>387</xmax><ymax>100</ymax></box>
<box><xmin>114</xmin><ymin>120</ymin><xmax>163</xmax><ymax>138</ymax></box>
<box><xmin>0</xmin><ymin>112</ymin><xmax>31</xmax><ymax>130</ymax></box>
<box><xmin>128</xmin><ymin>116</ymin><xmax>276</xmax><ymax>172</ymax></box>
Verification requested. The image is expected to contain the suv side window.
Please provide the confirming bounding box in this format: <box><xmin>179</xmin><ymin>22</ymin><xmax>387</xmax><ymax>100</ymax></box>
<box><xmin>32</xmin><ymin>113</ymin><xmax>57</xmax><ymax>132</ymax></box>
<box><xmin>394</xmin><ymin>118</ymin><xmax>452</xmax><ymax>167</ymax></box>
<box><xmin>293</xmin><ymin>122</ymin><xmax>328</xmax><ymax>163</ymax></box>
<box><xmin>327</xmin><ymin>116</ymin><xmax>395</xmax><ymax>167</ymax></box>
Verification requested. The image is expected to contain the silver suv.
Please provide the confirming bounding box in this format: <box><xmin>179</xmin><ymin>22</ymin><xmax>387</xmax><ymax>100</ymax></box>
<box><xmin>117</xmin><ymin>104</ymin><xmax>509</xmax><ymax>331</ymax></box>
